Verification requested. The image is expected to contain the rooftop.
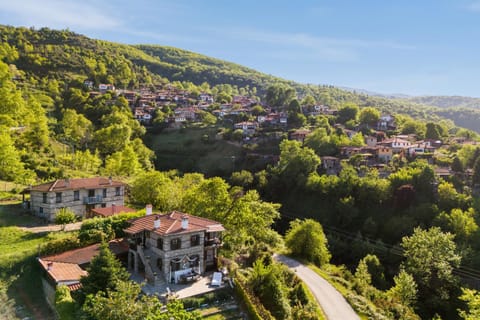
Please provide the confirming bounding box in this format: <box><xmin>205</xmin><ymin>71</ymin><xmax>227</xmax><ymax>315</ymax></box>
<box><xmin>30</xmin><ymin>177</ymin><xmax>125</xmax><ymax>192</ymax></box>
<box><xmin>124</xmin><ymin>211</ymin><xmax>225</xmax><ymax>236</ymax></box>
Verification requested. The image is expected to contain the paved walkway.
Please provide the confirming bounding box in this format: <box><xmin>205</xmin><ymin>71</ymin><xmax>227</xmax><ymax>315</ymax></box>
<box><xmin>275</xmin><ymin>254</ymin><xmax>359</xmax><ymax>320</ymax></box>
<box><xmin>19</xmin><ymin>221</ymin><xmax>83</xmax><ymax>233</ymax></box>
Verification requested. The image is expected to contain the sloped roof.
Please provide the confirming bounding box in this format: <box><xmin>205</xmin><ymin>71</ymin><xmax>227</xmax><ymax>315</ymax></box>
<box><xmin>30</xmin><ymin>177</ymin><xmax>125</xmax><ymax>192</ymax></box>
<box><xmin>38</xmin><ymin>259</ymin><xmax>87</xmax><ymax>283</ymax></box>
<box><xmin>124</xmin><ymin>211</ymin><xmax>225</xmax><ymax>236</ymax></box>
<box><xmin>38</xmin><ymin>239</ymin><xmax>129</xmax><ymax>285</ymax></box>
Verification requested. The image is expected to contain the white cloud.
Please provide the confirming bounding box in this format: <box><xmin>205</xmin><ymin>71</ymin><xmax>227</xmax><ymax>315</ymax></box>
<box><xmin>466</xmin><ymin>1</ymin><xmax>480</xmax><ymax>12</ymax></box>
<box><xmin>215</xmin><ymin>28</ymin><xmax>414</xmax><ymax>62</ymax></box>
<box><xmin>0</xmin><ymin>0</ymin><xmax>121</xmax><ymax>30</ymax></box>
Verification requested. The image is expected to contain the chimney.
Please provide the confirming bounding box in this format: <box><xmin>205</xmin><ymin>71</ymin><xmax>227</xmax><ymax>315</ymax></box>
<box><xmin>47</xmin><ymin>261</ymin><xmax>53</xmax><ymax>271</ymax></box>
<box><xmin>181</xmin><ymin>215</ymin><xmax>189</xmax><ymax>230</ymax></box>
<box><xmin>146</xmin><ymin>204</ymin><xmax>153</xmax><ymax>215</ymax></box>
<box><xmin>154</xmin><ymin>216</ymin><xmax>160</xmax><ymax>229</ymax></box>
<box><xmin>65</xmin><ymin>178</ymin><xmax>70</xmax><ymax>188</ymax></box>
<box><xmin>111</xmin><ymin>203</ymin><xmax>116</xmax><ymax>215</ymax></box>
<box><xmin>109</xmin><ymin>176</ymin><xmax>113</xmax><ymax>185</ymax></box>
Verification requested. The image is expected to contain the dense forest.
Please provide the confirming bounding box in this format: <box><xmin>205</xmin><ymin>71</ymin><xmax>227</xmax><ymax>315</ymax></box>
<box><xmin>3</xmin><ymin>24</ymin><xmax>480</xmax><ymax>319</ymax></box>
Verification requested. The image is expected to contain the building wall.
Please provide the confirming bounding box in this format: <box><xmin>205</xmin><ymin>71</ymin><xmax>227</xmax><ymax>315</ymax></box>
<box><xmin>145</xmin><ymin>231</ymin><xmax>205</xmax><ymax>279</ymax></box>
<box><xmin>31</xmin><ymin>186</ymin><xmax>125</xmax><ymax>221</ymax></box>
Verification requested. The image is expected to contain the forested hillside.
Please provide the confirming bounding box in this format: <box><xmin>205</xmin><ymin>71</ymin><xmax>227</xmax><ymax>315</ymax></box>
<box><xmin>5</xmin><ymin>24</ymin><xmax>480</xmax><ymax>319</ymax></box>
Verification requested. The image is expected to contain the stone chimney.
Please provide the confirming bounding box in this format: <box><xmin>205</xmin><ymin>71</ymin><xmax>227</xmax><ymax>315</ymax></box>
<box><xmin>146</xmin><ymin>204</ymin><xmax>153</xmax><ymax>215</ymax></box>
<box><xmin>111</xmin><ymin>203</ymin><xmax>116</xmax><ymax>215</ymax></box>
<box><xmin>181</xmin><ymin>215</ymin><xmax>189</xmax><ymax>230</ymax></box>
<box><xmin>154</xmin><ymin>215</ymin><xmax>160</xmax><ymax>229</ymax></box>
<box><xmin>109</xmin><ymin>176</ymin><xmax>113</xmax><ymax>185</ymax></box>
<box><xmin>65</xmin><ymin>178</ymin><xmax>70</xmax><ymax>188</ymax></box>
<box><xmin>47</xmin><ymin>261</ymin><xmax>53</xmax><ymax>271</ymax></box>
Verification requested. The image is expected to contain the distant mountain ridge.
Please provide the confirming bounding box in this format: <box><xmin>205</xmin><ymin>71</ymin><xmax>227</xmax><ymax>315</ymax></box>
<box><xmin>1</xmin><ymin>24</ymin><xmax>480</xmax><ymax>132</ymax></box>
<box><xmin>405</xmin><ymin>96</ymin><xmax>480</xmax><ymax>109</ymax></box>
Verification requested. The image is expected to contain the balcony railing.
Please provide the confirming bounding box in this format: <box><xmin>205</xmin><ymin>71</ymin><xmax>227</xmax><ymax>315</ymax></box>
<box><xmin>83</xmin><ymin>195</ymin><xmax>103</xmax><ymax>204</ymax></box>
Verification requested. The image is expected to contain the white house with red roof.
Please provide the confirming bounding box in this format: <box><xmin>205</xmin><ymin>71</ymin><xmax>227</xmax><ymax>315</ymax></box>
<box><xmin>28</xmin><ymin>177</ymin><xmax>126</xmax><ymax>221</ymax></box>
<box><xmin>124</xmin><ymin>209</ymin><xmax>224</xmax><ymax>284</ymax></box>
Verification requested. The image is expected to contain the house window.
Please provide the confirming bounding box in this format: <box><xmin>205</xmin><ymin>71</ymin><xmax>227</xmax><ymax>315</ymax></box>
<box><xmin>39</xmin><ymin>207</ymin><xmax>43</xmax><ymax>214</ymax></box>
<box><xmin>42</xmin><ymin>193</ymin><xmax>47</xmax><ymax>204</ymax></box>
<box><xmin>157</xmin><ymin>238</ymin><xmax>163</xmax><ymax>250</ymax></box>
<box><xmin>115</xmin><ymin>187</ymin><xmax>121</xmax><ymax>196</ymax></box>
<box><xmin>103</xmin><ymin>188</ymin><xmax>107</xmax><ymax>198</ymax></box>
<box><xmin>73</xmin><ymin>190</ymin><xmax>80</xmax><ymax>201</ymax></box>
<box><xmin>101</xmin><ymin>203</ymin><xmax>106</xmax><ymax>208</ymax></box>
<box><xmin>191</xmin><ymin>235</ymin><xmax>200</xmax><ymax>247</ymax></box>
<box><xmin>55</xmin><ymin>192</ymin><xmax>62</xmax><ymax>203</ymax></box>
<box><xmin>170</xmin><ymin>238</ymin><xmax>181</xmax><ymax>250</ymax></box>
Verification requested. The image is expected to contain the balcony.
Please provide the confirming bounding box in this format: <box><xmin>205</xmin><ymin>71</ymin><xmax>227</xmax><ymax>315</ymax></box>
<box><xmin>83</xmin><ymin>195</ymin><xmax>103</xmax><ymax>204</ymax></box>
<box><xmin>204</xmin><ymin>238</ymin><xmax>222</xmax><ymax>247</ymax></box>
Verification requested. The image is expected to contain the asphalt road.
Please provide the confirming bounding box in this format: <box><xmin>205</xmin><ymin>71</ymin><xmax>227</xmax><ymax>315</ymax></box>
<box><xmin>275</xmin><ymin>254</ymin><xmax>360</xmax><ymax>320</ymax></box>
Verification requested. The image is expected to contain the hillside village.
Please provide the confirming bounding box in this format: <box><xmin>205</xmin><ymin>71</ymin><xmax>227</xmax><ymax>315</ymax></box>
<box><xmin>88</xmin><ymin>82</ymin><xmax>477</xmax><ymax>184</ymax></box>
<box><xmin>4</xmin><ymin>24</ymin><xmax>480</xmax><ymax>320</ymax></box>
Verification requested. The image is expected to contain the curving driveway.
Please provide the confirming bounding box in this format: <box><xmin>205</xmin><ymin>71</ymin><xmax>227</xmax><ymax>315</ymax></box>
<box><xmin>275</xmin><ymin>254</ymin><xmax>359</xmax><ymax>320</ymax></box>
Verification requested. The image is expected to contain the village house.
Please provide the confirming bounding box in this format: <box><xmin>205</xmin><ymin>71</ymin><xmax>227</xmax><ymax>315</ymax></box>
<box><xmin>38</xmin><ymin>239</ymin><xmax>129</xmax><ymax>308</ymax></box>
<box><xmin>28</xmin><ymin>177</ymin><xmax>126</xmax><ymax>222</ymax></box>
<box><xmin>289</xmin><ymin>129</ymin><xmax>311</xmax><ymax>143</ymax></box>
<box><xmin>377</xmin><ymin>114</ymin><xmax>396</xmax><ymax>131</ymax></box>
<box><xmin>234</xmin><ymin>121</ymin><xmax>259</xmax><ymax>135</ymax></box>
<box><xmin>365</xmin><ymin>135</ymin><xmax>377</xmax><ymax>147</ymax></box>
<box><xmin>98</xmin><ymin>83</ymin><xmax>115</xmax><ymax>93</ymax></box>
<box><xmin>124</xmin><ymin>209</ymin><xmax>225</xmax><ymax>285</ymax></box>
<box><xmin>321</xmin><ymin>156</ymin><xmax>341</xmax><ymax>175</ymax></box>
<box><xmin>377</xmin><ymin>146</ymin><xmax>394</xmax><ymax>162</ymax></box>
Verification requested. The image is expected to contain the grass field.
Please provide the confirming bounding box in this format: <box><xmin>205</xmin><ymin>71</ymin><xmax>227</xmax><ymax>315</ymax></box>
<box><xmin>0</xmin><ymin>201</ymin><xmax>73</xmax><ymax>319</ymax></box>
<box><xmin>146</xmin><ymin>126</ymin><xmax>243</xmax><ymax>177</ymax></box>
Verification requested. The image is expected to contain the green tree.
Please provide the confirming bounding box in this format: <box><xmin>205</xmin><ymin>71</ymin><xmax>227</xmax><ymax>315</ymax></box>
<box><xmin>80</xmin><ymin>242</ymin><xmax>130</xmax><ymax>297</ymax></box>
<box><xmin>387</xmin><ymin>269</ymin><xmax>418</xmax><ymax>307</ymax></box>
<box><xmin>82</xmin><ymin>280</ymin><xmax>200</xmax><ymax>320</ymax></box>
<box><xmin>459</xmin><ymin>288</ymin><xmax>480</xmax><ymax>320</ymax></box>
<box><xmin>436</xmin><ymin>208</ymin><xmax>478</xmax><ymax>243</ymax></box>
<box><xmin>473</xmin><ymin>157</ymin><xmax>480</xmax><ymax>186</ymax></box>
<box><xmin>59</xmin><ymin>109</ymin><xmax>93</xmax><ymax>148</ymax></box>
<box><xmin>285</xmin><ymin>219</ymin><xmax>330</xmax><ymax>266</ymax></box>
<box><xmin>425</xmin><ymin>122</ymin><xmax>442</xmax><ymax>140</ymax></box>
<box><xmin>230</xmin><ymin>170</ymin><xmax>254</xmax><ymax>189</ymax></box>
<box><xmin>274</xmin><ymin>140</ymin><xmax>321</xmax><ymax>187</ymax></box>
<box><xmin>358</xmin><ymin>107</ymin><xmax>380</xmax><ymax>127</ymax></box>
<box><xmin>337</xmin><ymin>103</ymin><xmax>359</xmax><ymax>124</ymax></box>
<box><xmin>55</xmin><ymin>285</ymin><xmax>76</xmax><ymax>320</ymax></box>
<box><xmin>401</xmin><ymin>227</ymin><xmax>461</xmax><ymax>315</ymax></box>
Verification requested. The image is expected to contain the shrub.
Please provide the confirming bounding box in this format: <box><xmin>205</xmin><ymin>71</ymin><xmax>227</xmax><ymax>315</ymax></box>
<box><xmin>55</xmin><ymin>285</ymin><xmax>76</xmax><ymax>320</ymax></box>
<box><xmin>55</xmin><ymin>208</ymin><xmax>77</xmax><ymax>225</ymax></box>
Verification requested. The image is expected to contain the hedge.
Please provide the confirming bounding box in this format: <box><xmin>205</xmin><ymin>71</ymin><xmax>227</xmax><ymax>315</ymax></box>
<box><xmin>234</xmin><ymin>275</ymin><xmax>274</xmax><ymax>320</ymax></box>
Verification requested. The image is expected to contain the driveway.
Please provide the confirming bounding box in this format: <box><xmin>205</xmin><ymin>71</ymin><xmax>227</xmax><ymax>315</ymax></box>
<box><xmin>275</xmin><ymin>254</ymin><xmax>359</xmax><ymax>320</ymax></box>
<box><xmin>19</xmin><ymin>221</ymin><xmax>83</xmax><ymax>233</ymax></box>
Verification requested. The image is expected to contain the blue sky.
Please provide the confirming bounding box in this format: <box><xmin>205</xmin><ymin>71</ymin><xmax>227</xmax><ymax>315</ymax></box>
<box><xmin>1</xmin><ymin>0</ymin><xmax>480</xmax><ymax>97</ymax></box>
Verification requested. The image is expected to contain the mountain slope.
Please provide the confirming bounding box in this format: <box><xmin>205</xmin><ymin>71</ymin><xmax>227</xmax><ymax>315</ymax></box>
<box><xmin>2</xmin><ymin>25</ymin><xmax>480</xmax><ymax>132</ymax></box>
<box><xmin>407</xmin><ymin>95</ymin><xmax>480</xmax><ymax>109</ymax></box>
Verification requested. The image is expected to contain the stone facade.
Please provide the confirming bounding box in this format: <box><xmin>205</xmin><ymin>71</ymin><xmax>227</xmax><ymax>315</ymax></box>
<box><xmin>29</xmin><ymin>177</ymin><xmax>125</xmax><ymax>221</ymax></box>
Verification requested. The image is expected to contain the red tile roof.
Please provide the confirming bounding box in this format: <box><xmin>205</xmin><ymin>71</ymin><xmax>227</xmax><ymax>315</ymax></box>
<box><xmin>38</xmin><ymin>239</ymin><xmax>129</xmax><ymax>285</ymax></box>
<box><xmin>40</xmin><ymin>240</ymin><xmax>129</xmax><ymax>265</ymax></box>
<box><xmin>30</xmin><ymin>177</ymin><xmax>125</xmax><ymax>192</ymax></box>
<box><xmin>124</xmin><ymin>211</ymin><xmax>225</xmax><ymax>236</ymax></box>
<box><xmin>91</xmin><ymin>205</ymin><xmax>136</xmax><ymax>217</ymax></box>
<box><xmin>38</xmin><ymin>259</ymin><xmax>87</xmax><ymax>283</ymax></box>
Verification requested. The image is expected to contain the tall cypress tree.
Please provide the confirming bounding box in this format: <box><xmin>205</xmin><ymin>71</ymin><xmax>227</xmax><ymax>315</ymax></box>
<box><xmin>80</xmin><ymin>242</ymin><xmax>130</xmax><ymax>297</ymax></box>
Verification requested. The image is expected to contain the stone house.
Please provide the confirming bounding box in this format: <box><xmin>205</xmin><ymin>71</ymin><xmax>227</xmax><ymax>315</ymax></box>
<box><xmin>28</xmin><ymin>177</ymin><xmax>126</xmax><ymax>221</ymax></box>
<box><xmin>124</xmin><ymin>210</ymin><xmax>224</xmax><ymax>285</ymax></box>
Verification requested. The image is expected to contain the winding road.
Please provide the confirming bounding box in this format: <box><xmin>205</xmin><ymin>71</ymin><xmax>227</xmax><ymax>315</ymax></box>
<box><xmin>275</xmin><ymin>254</ymin><xmax>359</xmax><ymax>320</ymax></box>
